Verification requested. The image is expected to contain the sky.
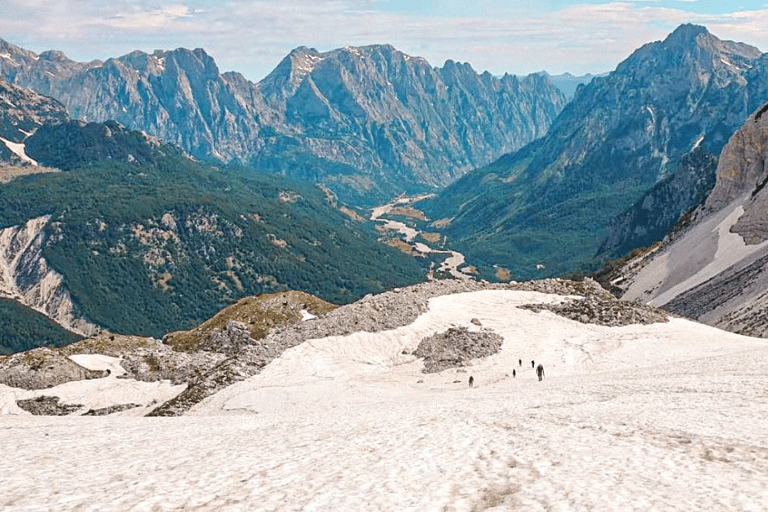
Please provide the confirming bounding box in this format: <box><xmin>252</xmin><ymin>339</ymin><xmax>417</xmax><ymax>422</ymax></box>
<box><xmin>1</xmin><ymin>1</ymin><xmax>768</xmax><ymax>82</ymax></box>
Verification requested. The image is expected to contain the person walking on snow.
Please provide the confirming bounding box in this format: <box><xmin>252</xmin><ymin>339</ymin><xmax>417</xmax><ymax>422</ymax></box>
<box><xmin>536</xmin><ymin>364</ymin><xmax>545</xmax><ymax>382</ymax></box>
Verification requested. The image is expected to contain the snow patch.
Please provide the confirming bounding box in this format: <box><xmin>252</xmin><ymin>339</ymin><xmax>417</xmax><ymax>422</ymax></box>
<box><xmin>69</xmin><ymin>354</ymin><xmax>126</xmax><ymax>376</ymax></box>
<box><xmin>2</xmin><ymin>289</ymin><xmax>768</xmax><ymax>509</ymax></box>
<box><xmin>0</xmin><ymin>137</ymin><xmax>38</xmax><ymax>165</ymax></box>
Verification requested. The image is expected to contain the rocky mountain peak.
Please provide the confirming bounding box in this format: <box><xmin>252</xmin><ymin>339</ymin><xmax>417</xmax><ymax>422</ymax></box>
<box><xmin>0</xmin><ymin>79</ymin><xmax>68</xmax><ymax>158</ymax></box>
<box><xmin>259</xmin><ymin>46</ymin><xmax>325</xmax><ymax>100</ymax></box>
<box><xmin>38</xmin><ymin>50</ymin><xmax>72</xmax><ymax>63</ymax></box>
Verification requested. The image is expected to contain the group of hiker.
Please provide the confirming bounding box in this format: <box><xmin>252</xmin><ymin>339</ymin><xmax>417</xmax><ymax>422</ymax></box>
<box><xmin>469</xmin><ymin>358</ymin><xmax>545</xmax><ymax>388</ymax></box>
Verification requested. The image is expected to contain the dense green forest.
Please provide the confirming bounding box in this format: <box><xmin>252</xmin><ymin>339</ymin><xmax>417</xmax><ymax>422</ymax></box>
<box><xmin>0</xmin><ymin>299</ymin><xmax>83</xmax><ymax>355</ymax></box>
<box><xmin>0</xmin><ymin>121</ymin><xmax>425</xmax><ymax>339</ymax></box>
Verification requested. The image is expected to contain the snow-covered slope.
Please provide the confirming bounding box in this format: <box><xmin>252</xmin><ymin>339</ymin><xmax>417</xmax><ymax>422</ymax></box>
<box><xmin>2</xmin><ymin>285</ymin><xmax>767</xmax><ymax>510</ymax></box>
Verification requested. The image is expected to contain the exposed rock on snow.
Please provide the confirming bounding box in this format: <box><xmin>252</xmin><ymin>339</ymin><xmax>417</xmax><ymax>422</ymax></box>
<box><xmin>82</xmin><ymin>403</ymin><xmax>140</xmax><ymax>416</ymax></box>
<box><xmin>0</xmin><ymin>348</ymin><xmax>109</xmax><ymax>390</ymax></box>
<box><xmin>0</xmin><ymin>277</ymin><xmax>689</xmax><ymax>417</ymax></box>
<box><xmin>414</xmin><ymin>326</ymin><xmax>504</xmax><ymax>373</ymax></box>
<box><xmin>520</xmin><ymin>295</ymin><xmax>668</xmax><ymax>326</ymax></box>
<box><xmin>16</xmin><ymin>395</ymin><xmax>82</xmax><ymax>415</ymax></box>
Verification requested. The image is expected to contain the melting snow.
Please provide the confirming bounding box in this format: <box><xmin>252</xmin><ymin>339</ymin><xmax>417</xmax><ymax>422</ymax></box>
<box><xmin>0</xmin><ymin>136</ymin><xmax>38</xmax><ymax>166</ymax></box>
<box><xmin>300</xmin><ymin>309</ymin><xmax>317</xmax><ymax>321</ymax></box>
<box><xmin>2</xmin><ymin>290</ymin><xmax>768</xmax><ymax>509</ymax></box>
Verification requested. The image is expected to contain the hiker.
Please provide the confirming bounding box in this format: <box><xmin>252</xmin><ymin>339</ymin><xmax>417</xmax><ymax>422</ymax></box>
<box><xmin>469</xmin><ymin>376</ymin><xmax>474</xmax><ymax>388</ymax></box>
<box><xmin>512</xmin><ymin>369</ymin><xmax>516</xmax><ymax>378</ymax></box>
<box><xmin>536</xmin><ymin>364</ymin><xmax>545</xmax><ymax>381</ymax></box>
<box><xmin>531</xmin><ymin>360</ymin><xmax>535</xmax><ymax>369</ymax></box>
<box><xmin>518</xmin><ymin>359</ymin><xmax>522</xmax><ymax>367</ymax></box>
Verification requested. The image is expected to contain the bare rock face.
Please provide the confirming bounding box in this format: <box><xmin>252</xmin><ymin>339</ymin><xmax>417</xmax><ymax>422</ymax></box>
<box><xmin>704</xmin><ymin>103</ymin><xmax>768</xmax><ymax>215</ymax></box>
<box><xmin>0</xmin><ymin>79</ymin><xmax>68</xmax><ymax>145</ymax></box>
<box><xmin>705</xmin><ymin>104</ymin><xmax>768</xmax><ymax>244</ymax></box>
<box><xmin>16</xmin><ymin>395</ymin><xmax>83</xmax><ymax>416</ymax></box>
<box><xmin>0</xmin><ymin>38</ymin><xmax>567</xmax><ymax>204</ymax></box>
<box><xmin>424</xmin><ymin>25</ymin><xmax>768</xmax><ymax>279</ymax></box>
<box><xmin>0</xmin><ymin>215</ymin><xmax>99</xmax><ymax>336</ymax></box>
<box><xmin>414</xmin><ymin>326</ymin><xmax>504</xmax><ymax>374</ymax></box>
<box><xmin>613</xmin><ymin>101</ymin><xmax>768</xmax><ymax>338</ymax></box>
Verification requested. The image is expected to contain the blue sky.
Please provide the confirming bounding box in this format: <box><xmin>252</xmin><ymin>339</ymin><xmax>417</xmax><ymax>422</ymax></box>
<box><xmin>1</xmin><ymin>1</ymin><xmax>767</xmax><ymax>81</ymax></box>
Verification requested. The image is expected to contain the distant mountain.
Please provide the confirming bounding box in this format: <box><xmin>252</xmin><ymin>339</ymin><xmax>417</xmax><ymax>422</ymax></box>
<box><xmin>0</xmin><ymin>88</ymin><xmax>425</xmax><ymax>342</ymax></box>
<box><xmin>423</xmin><ymin>24</ymin><xmax>768</xmax><ymax>280</ymax></box>
<box><xmin>538</xmin><ymin>72</ymin><xmax>605</xmax><ymax>98</ymax></box>
<box><xmin>616</xmin><ymin>101</ymin><xmax>768</xmax><ymax>337</ymax></box>
<box><xmin>0</xmin><ymin>40</ymin><xmax>567</xmax><ymax>204</ymax></box>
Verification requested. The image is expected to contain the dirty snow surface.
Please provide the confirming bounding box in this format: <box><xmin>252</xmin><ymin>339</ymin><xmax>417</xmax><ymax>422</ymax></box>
<box><xmin>3</xmin><ymin>290</ymin><xmax>768</xmax><ymax>511</ymax></box>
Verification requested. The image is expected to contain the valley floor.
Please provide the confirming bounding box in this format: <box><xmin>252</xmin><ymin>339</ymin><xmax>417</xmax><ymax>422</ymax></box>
<box><xmin>2</xmin><ymin>290</ymin><xmax>768</xmax><ymax>510</ymax></box>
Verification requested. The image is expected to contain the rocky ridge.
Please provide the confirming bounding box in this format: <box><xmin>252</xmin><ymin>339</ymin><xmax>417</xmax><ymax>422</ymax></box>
<box><xmin>615</xmin><ymin>100</ymin><xmax>768</xmax><ymax>337</ymax></box>
<box><xmin>0</xmin><ymin>39</ymin><xmax>567</xmax><ymax>204</ymax></box>
<box><xmin>148</xmin><ymin>277</ymin><xmax>667</xmax><ymax>416</ymax></box>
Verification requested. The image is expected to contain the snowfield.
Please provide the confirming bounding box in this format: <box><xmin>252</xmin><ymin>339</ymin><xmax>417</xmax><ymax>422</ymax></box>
<box><xmin>2</xmin><ymin>290</ymin><xmax>768</xmax><ymax>510</ymax></box>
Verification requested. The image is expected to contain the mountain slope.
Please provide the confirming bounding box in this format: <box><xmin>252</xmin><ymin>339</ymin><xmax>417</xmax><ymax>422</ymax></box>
<box><xmin>0</xmin><ymin>39</ymin><xmax>567</xmax><ymax>204</ymax></box>
<box><xmin>0</xmin><ymin>102</ymin><xmax>425</xmax><ymax>341</ymax></box>
<box><xmin>424</xmin><ymin>25</ymin><xmax>767</xmax><ymax>280</ymax></box>
<box><xmin>2</xmin><ymin>279</ymin><xmax>767</xmax><ymax>509</ymax></box>
<box><xmin>618</xmin><ymin>100</ymin><xmax>768</xmax><ymax>337</ymax></box>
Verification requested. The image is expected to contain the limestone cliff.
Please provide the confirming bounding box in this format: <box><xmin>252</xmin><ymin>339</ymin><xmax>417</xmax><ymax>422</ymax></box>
<box><xmin>0</xmin><ymin>216</ymin><xmax>99</xmax><ymax>336</ymax></box>
<box><xmin>0</xmin><ymin>39</ymin><xmax>567</xmax><ymax>204</ymax></box>
<box><xmin>617</xmin><ymin>100</ymin><xmax>768</xmax><ymax>337</ymax></box>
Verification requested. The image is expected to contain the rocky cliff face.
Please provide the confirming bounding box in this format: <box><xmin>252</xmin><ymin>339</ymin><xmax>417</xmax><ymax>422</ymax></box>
<box><xmin>598</xmin><ymin>147</ymin><xmax>718</xmax><ymax>256</ymax></box>
<box><xmin>617</xmin><ymin>101</ymin><xmax>768</xmax><ymax>337</ymax></box>
<box><xmin>424</xmin><ymin>25</ymin><xmax>768</xmax><ymax>280</ymax></box>
<box><xmin>0</xmin><ymin>39</ymin><xmax>567</xmax><ymax>203</ymax></box>
<box><xmin>0</xmin><ymin>216</ymin><xmax>99</xmax><ymax>335</ymax></box>
<box><xmin>0</xmin><ymin>79</ymin><xmax>68</xmax><ymax>164</ymax></box>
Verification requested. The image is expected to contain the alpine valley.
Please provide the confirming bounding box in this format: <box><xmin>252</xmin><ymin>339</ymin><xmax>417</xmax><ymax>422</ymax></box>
<box><xmin>3</xmin><ymin>22</ymin><xmax>768</xmax><ymax>509</ymax></box>
<box><xmin>423</xmin><ymin>24</ymin><xmax>768</xmax><ymax>281</ymax></box>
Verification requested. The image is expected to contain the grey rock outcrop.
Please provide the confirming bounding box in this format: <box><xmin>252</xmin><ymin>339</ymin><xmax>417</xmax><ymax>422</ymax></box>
<box><xmin>414</xmin><ymin>326</ymin><xmax>504</xmax><ymax>373</ymax></box>
<box><xmin>0</xmin><ymin>79</ymin><xmax>67</xmax><ymax>147</ymax></box>
<box><xmin>16</xmin><ymin>395</ymin><xmax>83</xmax><ymax>416</ymax></box>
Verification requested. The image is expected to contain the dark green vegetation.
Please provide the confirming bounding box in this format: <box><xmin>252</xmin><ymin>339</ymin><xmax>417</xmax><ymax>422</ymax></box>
<box><xmin>0</xmin><ymin>299</ymin><xmax>83</xmax><ymax>355</ymax></box>
<box><xmin>424</xmin><ymin>25</ymin><xmax>768</xmax><ymax>281</ymax></box>
<box><xmin>0</xmin><ymin>121</ymin><xmax>425</xmax><ymax>339</ymax></box>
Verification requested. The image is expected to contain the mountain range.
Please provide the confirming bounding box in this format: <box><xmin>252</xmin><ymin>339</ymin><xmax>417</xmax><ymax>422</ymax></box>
<box><xmin>0</xmin><ymin>40</ymin><xmax>567</xmax><ymax>205</ymax></box>
<box><xmin>423</xmin><ymin>24</ymin><xmax>768</xmax><ymax>280</ymax></box>
<box><xmin>3</xmin><ymin>23</ymin><xmax>768</xmax><ymax>349</ymax></box>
